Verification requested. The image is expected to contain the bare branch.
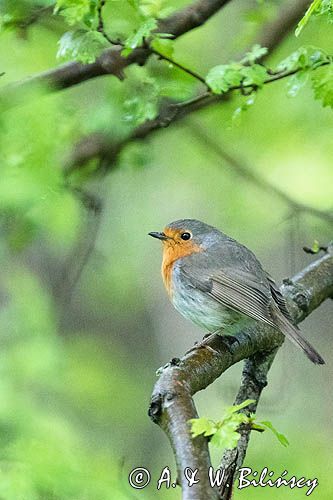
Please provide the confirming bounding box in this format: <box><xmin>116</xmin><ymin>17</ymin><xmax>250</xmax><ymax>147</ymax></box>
<box><xmin>66</xmin><ymin>57</ymin><xmax>331</xmax><ymax>179</ymax></box>
<box><xmin>257</xmin><ymin>0</ymin><xmax>312</xmax><ymax>54</ymax></box>
<box><xmin>148</xmin><ymin>253</ymin><xmax>333</xmax><ymax>499</ymax></box>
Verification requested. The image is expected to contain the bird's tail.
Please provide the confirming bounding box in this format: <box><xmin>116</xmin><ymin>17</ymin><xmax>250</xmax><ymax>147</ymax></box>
<box><xmin>272</xmin><ymin>308</ymin><xmax>325</xmax><ymax>365</ymax></box>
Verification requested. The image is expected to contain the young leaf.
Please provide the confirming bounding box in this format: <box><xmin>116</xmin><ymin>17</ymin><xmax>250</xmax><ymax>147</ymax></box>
<box><xmin>189</xmin><ymin>417</ymin><xmax>216</xmax><ymax>437</ymax></box>
<box><xmin>55</xmin><ymin>0</ymin><xmax>97</xmax><ymax>27</ymax></box>
<box><xmin>241</xmin><ymin>44</ymin><xmax>268</xmax><ymax>64</ymax></box>
<box><xmin>241</xmin><ymin>64</ymin><xmax>268</xmax><ymax>87</ymax></box>
<box><xmin>277</xmin><ymin>47</ymin><xmax>329</xmax><ymax>72</ymax></box>
<box><xmin>295</xmin><ymin>0</ymin><xmax>322</xmax><ymax>37</ymax></box>
<box><xmin>206</xmin><ymin>64</ymin><xmax>243</xmax><ymax>94</ymax></box>
<box><xmin>232</xmin><ymin>93</ymin><xmax>257</xmax><ymax>126</ymax></box>
<box><xmin>139</xmin><ymin>0</ymin><xmax>174</xmax><ymax>19</ymax></box>
<box><xmin>151</xmin><ymin>37</ymin><xmax>174</xmax><ymax>59</ymax></box>
<box><xmin>122</xmin><ymin>17</ymin><xmax>158</xmax><ymax>56</ymax></box>
<box><xmin>224</xmin><ymin>399</ymin><xmax>256</xmax><ymax>415</ymax></box>
<box><xmin>210</xmin><ymin>424</ymin><xmax>240</xmax><ymax>450</ymax></box>
<box><xmin>123</xmin><ymin>77</ymin><xmax>159</xmax><ymax>125</ymax></box>
<box><xmin>259</xmin><ymin>420</ymin><xmax>289</xmax><ymax>447</ymax></box>
<box><xmin>286</xmin><ymin>70</ymin><xmax>309</xmax><ymax>97</ymax></box>
<box><xmin>312</xmin><ymin>64</ymin><xmax>333</xmax><ymax>107</ymax></box>
<box><xmin>57</xmin><ymin>30</ymin><xmax>109</xmax><ymax>64</ymax></box>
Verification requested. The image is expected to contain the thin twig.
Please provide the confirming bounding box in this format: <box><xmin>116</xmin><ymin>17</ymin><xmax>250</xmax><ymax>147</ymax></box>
<box><xmin>53</xmin><ymin>188</ymin><xmax>103</xmax><ymax>307</ymax></box>
<box><xmin>150</xmin><ymin>47</ymin><xmax>208</xmax><ymax>86</ymax></box>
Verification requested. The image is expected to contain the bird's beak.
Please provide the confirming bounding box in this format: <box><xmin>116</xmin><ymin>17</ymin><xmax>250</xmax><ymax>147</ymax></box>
<box><xmin>148</xmin><ymin>231</ymin><xmax>170</xmax><ymax>241</ymax></box>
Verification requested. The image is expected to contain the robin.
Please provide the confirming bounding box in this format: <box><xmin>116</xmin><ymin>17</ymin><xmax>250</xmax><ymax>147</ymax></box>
<box><xmin>149</xmin><ymin>219</ymin><xmax>324</xmax><ymax>365</ymax></box>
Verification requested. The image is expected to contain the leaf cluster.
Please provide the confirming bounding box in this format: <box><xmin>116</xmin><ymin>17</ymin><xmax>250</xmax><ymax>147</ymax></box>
<box><xmin>189</xmin><ymin>399</ymin><xmax>289</xmax><ymax>452</ymax></box>
<box><xmin>296</xmin><ymin>0</ymin><xmax>333</xmax><ymax>37</ymax></box>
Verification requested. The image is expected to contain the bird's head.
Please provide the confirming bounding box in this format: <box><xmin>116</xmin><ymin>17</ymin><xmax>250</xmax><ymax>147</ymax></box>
<box><xmin>149</xmin><ymin>219</ymin><xmax>220</xmax><ymax>259</ymax></box>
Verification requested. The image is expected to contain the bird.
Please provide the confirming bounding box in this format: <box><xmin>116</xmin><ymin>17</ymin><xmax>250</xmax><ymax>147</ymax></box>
<box><xmin>149</xmin><ymin>219</ymin><xmax>325</xmax><ymax>365</ymax></box>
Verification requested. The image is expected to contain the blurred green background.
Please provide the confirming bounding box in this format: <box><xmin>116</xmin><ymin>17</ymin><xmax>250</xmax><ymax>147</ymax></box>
<box><xmin>0</xmin><ymin>0</ymin><xmax>332</xmax><ymax>498</ymax></box>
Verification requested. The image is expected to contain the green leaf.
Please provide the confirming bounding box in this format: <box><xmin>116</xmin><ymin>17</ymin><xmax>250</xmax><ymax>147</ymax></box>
<box><xmin>122</xmin><ymin>17</ymin><xmax>158</xmax><ymax>56</ymax></box>
<box><xmin>189</xmin><ymin>417</ymin><xmax>216</xmax><ymax>437</ymax></box>
<box><xmin>210</xmin><ymin>424</ymin><xmax>240</xmax><ymax>450</ymax></box>
<box><xmin>232</xmin><ymin>93</ymin><xmax>257</xmax><ymax>125</ymax></box>
<box><xmin>286</xmin><ymin>70</ymin><xmax>309</xmax><ymax>97</ymax></box>
<box><xmin>277</xmin><ymin>47</ymin><xmax>329</xmax><ymax>72</ymax></box>
<box><xmin>312</xmin><ymin>240</ymin><xmax>320</xmax><ymax>253</ymax></box>
<box><xmin>295</xmin><ymin>0</ymin><xmax>322</xmax><ymax>37</ymax></box>
<box><xmin>225</xmin><ymin>399</ymin><xmax>256</xmax><ymax>415</ymax></box>
<box><xmin>139</xmin><ymin>0</ymin><xmax>174</xmax><ymax>19</ymax></box>
<box><xmin>241</xmin><ymin>64</ymin><xmax>268</xmax><ymax>87</ymax></box>
<box><xmin>151</xmin><ymin>37</ymin><xmax>174</xmax><ymax>58</ymax></box>
<box><xmin>259</xmin><ymin>421</ymin><xmax>289</xmax><ymax>447</ymax></box>
<box><xmin>123</xmin><ymin>77</ymin><xmax>160</xmax><ymax>125</ymax></box>
<box><xmin>241</xmin><ymin>44</ymin><xmax>268</xmax><ymax>64</ymax></box>
<box><xmin>319</xmin><ymin>0</ymin><xmax>333</xmax><ymax>22</ymax></box>
<box><xmin>57</xmin><ymin>30</ymin><xmax>109</xmax><ymax>64</ymax></box>
<box><xmin>206</xmin><ymin>64</ymin><xmax>243</xmax><ymax>94</ymax></box>
<box><xmin>312</xmin><ymin>64</ymin><xmax>333</xmax><ymax>107</ymax></box>
<box><xmin>296</xmin><ymin>0</ymin><xmax>333</xmax><ymax>36</ymax></box>
<box><xmin>55</xmin><ymin>0</ymin><xmax>97</xmax><ymax>27</ymax></box>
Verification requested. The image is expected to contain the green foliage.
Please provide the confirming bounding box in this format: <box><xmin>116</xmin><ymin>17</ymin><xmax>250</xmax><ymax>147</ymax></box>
<box><xmin>312</xmin><ymin>64</ymin><xmax>333</xmax><ymax>107</ymax></box>
<box><xmin>190</xmin><ymin>399</ymin><xmax>254</xmax><ymax>451</ymax></box>
<box><xmin>122</xmin><ymin>17</ymin><xmax>157</xmax><ymax>56</ymax></box>
<box><xmin>275</xmin><ymin>47</ymin><xmax>333</xmax><ymax>108</ymax></box>
<box><xmin>139</xmin><ymin>0</ymin><xmax>174</xmax><ymax>19</ymax></box>
<box><xmin>123</xmin><ymin>75</ymin><xmax>159</xmax><ymax>124</ymax></box>
<box><xmin>57</xmin><ymin>29</ymin><xmax>109</xmax><ymax>63</ymax></box>
<box><xmin>296</xmin><ymin>0</ymin><xmax>333</xmax><ymax>36</ymax></box>
<box><xmin>151</xmin><ymin>36</ymin><xmax>174</xmax><ymax>58</ymax></box>
<box><xmin>0</xmin><ymin>90</ymin><xmax>81</xmax><ymax>249</ymax></box>
<box><xmin>55</xmin><ymin>0</ymin><xmax>98</xmax><ymax>27</ymax></box>
<box><xmin>254</xmin><ymin>421</ymin><xmax>290</xmax><ymax>447</ymax></box>
<box><xmin>190</xmin><ymin>399</ymin><xmax>289</xmax><ymax>452</ymax></box>
<box><xmin>277</xmin><ymin>46</ymin><xmax>330</xmax><ymax>72</ymax></box>
<box><xmin>206</xmin><ymin>46</ymin><xmax>269</xmax><ymax>94</ymax></box>
<box><xmin>206</xmin><ymin>63</ymin><xmax>268</xmax><ymax>95</ymax></box>
<box><xmin>241</xmin><ymin>44</ymin><xmax>268</xmax><ymax>64</ymax></box>
<box><xmin>232</xmin><ymin>93</ymin><xmax>257</xmax><ymax>125</ymax></box>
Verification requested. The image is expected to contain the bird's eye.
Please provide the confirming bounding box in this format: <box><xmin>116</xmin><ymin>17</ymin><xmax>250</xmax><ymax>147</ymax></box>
<box><xmin>180</xmin><ymin>232</ymin><xmax>192</xmax><ymax>241</ymax></box>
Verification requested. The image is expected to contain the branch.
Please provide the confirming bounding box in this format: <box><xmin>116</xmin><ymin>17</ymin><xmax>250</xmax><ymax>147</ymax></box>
<box><xmin>188</xmin><ymin>124</ymin><xmax>333</xmax><ymax>225</ymax></box>
<box><xmin>66</xmin><ymin>56</ymin><xmax>331</xmax><ymax>175</ymax></box>
<box><xmin>217</xmin><ymin>350</ymin><xmax>277</xmax><ymax>499</ymax></box>
<box><xmin>0</xmin><ymin>0</ymin><xmax>231</xmax><ymax>105</ymax></box>
<box><xmin>148</xmin><ymin>252</ymin><xmax>333</xmax><ymax>500</ymax></box>
<box><xmin>257</xmin><ymin>0</ymin><xmax>312</xmax><ymax>54</ymax></box>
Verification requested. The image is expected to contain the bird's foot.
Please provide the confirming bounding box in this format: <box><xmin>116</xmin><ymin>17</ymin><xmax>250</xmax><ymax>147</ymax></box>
<box><xmin>155</xmin><ymin>357</ymin><xmax>181</xmax><ymax>376</ymax></box>
<box><xmin>185</xmin><ymin>332</ymin><xmax>221</xmax><ymax>356</ymax></box>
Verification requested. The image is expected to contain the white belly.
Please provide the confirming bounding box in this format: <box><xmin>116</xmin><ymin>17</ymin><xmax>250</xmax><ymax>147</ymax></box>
<box><xmin>171</xmin><ymin>266</ymin><xmax>247</xmax><ymax>333</ymax></box>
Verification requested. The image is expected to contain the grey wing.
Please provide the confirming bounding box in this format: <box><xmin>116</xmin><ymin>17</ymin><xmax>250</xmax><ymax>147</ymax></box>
<box><xmin>265</xmin><ymin>272</ymin><xmax>293</xmax><ymax>322</ymax></box>
<box><xmin>208</xmin><ymin>268</ymin><xmax>277</xmax><ymax>327</ymax></box>
<box><xmin>181</xmin><ymin>259</ymin><xmax>277</xmax><ymax>328</ymax></box>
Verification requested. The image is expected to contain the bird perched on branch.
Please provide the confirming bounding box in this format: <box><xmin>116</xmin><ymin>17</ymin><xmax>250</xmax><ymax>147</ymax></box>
<box><xmin>149</xmin><ymin>219</ymin><xmax>324</xmax><ymax>365</ymax></box>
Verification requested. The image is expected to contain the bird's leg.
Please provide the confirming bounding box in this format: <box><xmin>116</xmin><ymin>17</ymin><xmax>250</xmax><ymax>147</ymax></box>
<box><xmin>185</xmin><ymin>329</ymin><xmax>222</xmax><ymax>356</ymax></box>
<box><xmin>155</xmin><ymin>357</ymin><xmax>181</xmax><ymax>376</ymax></box>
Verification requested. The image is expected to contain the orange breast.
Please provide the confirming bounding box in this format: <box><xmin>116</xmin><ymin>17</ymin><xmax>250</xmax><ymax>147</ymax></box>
<box><xmin>161</xmin><ymin>241</ymin><xmax>202</xmax><ymax>297</ymax></box>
